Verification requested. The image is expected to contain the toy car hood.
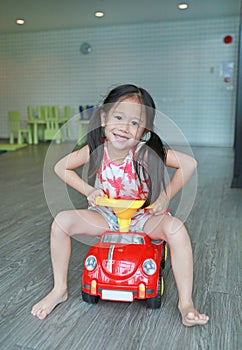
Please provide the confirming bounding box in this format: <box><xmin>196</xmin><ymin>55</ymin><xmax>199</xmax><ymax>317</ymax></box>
<box><xmin>94</xmin><ymin>243</ymin><xmax>149</xmax><ymax>278</ymax></box>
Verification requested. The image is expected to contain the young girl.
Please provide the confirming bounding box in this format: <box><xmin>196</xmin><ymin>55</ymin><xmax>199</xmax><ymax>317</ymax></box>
<box><xmin>31</xmin><ymin>84</ymin><xmax>209</xmax><ymax>326</ymax></box>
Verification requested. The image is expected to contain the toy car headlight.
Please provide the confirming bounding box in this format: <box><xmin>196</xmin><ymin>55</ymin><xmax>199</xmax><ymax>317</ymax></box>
<box><xmin>142</xmin><ymin>259</ymin><xmax>157</xmax><ymax>275</ymax></box>
<box><xmin>85</xmin><ymin>255</ymin><xmax>97</xmax><ymax>271</ymax></box>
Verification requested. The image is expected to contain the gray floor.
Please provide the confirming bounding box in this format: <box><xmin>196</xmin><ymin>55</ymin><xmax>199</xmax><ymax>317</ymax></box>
<box><xmin>0</xmin><ymin>143</ymin><xmax>241</xmax><ymax>350</ymax></box>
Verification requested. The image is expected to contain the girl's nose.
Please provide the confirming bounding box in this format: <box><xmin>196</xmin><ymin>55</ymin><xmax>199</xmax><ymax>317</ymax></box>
<box><xmin>119</xmin><ymin>122</ymin><xmax>129</xmax><ymax>133</ymax></box>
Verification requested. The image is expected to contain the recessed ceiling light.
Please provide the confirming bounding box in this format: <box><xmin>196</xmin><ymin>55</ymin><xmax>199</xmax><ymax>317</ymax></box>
<box><xmin>178</xmin><ymin>3</ymin><xmax>189</xmax><ymax>10</ymax></box>
<box><xmin>95</xmin><ymin>11</ymin><xmax>104</xmax><ymax>18</ymax></box>
<box><xmin>16</xmin><ymin>19</ymin><xmax>25</xmax><ymax>25</ymax></box>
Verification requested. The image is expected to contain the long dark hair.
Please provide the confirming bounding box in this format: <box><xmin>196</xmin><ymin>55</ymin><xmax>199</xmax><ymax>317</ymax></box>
<box><xmin>87</xmin><ymin>84</ymin><xmax>167</xmax><ymax>207</ymax></box>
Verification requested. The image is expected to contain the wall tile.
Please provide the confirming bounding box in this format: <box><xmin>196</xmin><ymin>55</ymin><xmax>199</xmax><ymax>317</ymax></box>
<box><xmin>0</xmin><ymin>17</ymin><xmax>239</xmax><ymax>146</ymax></box>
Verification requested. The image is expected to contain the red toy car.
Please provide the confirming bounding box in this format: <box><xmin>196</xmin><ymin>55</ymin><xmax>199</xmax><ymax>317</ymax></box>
<box><xmin>82</xmin><ymin>230</ymin><xmax>167</xmax><ymax>309</ymax></box>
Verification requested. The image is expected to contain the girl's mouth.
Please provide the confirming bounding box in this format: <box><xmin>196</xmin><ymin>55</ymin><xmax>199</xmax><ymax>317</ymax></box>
<box><xmin>113</xmin><ymin>133</ymin><xmax>129</xmax><ymax>141</ymax></box>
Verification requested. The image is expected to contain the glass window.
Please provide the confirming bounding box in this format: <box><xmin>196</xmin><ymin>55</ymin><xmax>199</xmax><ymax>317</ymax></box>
<box><xmin>102</xmin><ymin>234</ymin><xmax>144</xmax><ymax>245</ymax></box>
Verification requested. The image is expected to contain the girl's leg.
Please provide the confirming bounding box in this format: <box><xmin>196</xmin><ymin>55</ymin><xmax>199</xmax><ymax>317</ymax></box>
<box><xmin>144</xmin><ymin>214</ymin><xmax>209</xmax><ymax>326</ymax></box>
<box><xmin>31</xmin><ymin>209</ymin><xmax>109</xmax><ymax>320</ymax></box>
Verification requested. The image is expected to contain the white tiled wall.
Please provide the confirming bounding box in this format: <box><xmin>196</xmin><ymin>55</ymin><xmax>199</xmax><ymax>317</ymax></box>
<box><xmin>0</xmin><ymin>16</ymin><xmax>239</xmax><ymax>146</ymax></box>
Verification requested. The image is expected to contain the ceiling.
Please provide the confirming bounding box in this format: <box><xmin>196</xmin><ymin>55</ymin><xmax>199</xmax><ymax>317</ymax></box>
<box><xmin>0</xmin><ymin>0</ymin><xmax>241</xmax><ymax>34</ymax></box>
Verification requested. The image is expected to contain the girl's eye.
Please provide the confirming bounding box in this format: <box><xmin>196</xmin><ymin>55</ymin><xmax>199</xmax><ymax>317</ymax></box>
<box><xmin>114</xmin><ymin>115</ymin><xmax>122</xmax><ymax>120</ymax></box>
<box><xmin>131</xmin><ymin>120</ymin><xmax>139</xmax><ymax>126</ymax></box>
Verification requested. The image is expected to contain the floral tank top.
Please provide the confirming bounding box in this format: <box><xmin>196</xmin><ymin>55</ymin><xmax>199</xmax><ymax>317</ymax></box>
<box><xmin>95</xmin><ymin>141</ymin><xmax>149</xmax><ymax>200</ymax></box>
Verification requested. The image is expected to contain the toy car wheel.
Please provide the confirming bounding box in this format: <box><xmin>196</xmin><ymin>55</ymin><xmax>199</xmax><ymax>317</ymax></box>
<box><xmin>82</xmin><ymin>290</ymin><xmax>99</xmax><ymax>304</ymax></box>
<box><xmin>146</xmin><ymin>275</ymin><xmax>164</xmax><ymax>309</ymax></box>
<box><xmin>161</xmin><ymin>243</ymin><xmax>168</xmax><ymax>270</ymax></box>
<box><xmin>160</xmin><ymin>276</ymin><xmax>164</xmax><ymax>295</ymax></box>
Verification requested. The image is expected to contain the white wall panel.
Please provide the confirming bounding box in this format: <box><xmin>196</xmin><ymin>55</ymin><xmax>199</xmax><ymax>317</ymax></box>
<box><xmin>0</xmin><ymin>17</ymin><xmax>239</xmax><ymax>146</ymax></box>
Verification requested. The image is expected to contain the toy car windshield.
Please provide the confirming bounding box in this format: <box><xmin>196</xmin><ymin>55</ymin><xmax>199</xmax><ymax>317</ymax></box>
<box><xmin>101</xmin><ymin>233</ymin><xmax>144</xmax><ymax>245</ymax></box>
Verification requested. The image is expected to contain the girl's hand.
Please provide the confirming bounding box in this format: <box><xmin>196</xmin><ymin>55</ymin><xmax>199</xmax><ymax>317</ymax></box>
<box><xmin>87</xmin><ymin>188</ymin><xmax>105</xmax><ymax>207</ymax></box>
<box><xmin>149</xmin><ymin>194</ymin><xmax>168</xmax><ymax>216</ymax></box>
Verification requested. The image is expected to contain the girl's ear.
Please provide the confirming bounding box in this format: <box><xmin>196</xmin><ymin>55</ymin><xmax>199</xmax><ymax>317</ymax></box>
<box><xmin>100</xmin><ymin>111</ymin><xmax>106</xmax><ymax>127</ymax></box>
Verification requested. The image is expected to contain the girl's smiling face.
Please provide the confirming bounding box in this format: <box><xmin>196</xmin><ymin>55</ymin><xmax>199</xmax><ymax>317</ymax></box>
<box><xmin>101</xmin><ymin>97</ymin><xmax>147</xmax><ymax>156</ymax></box>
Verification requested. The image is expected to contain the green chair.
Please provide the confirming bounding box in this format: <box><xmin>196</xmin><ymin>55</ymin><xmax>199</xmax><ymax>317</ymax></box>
<box><xmin>64</xmin><ymin>105</ymin><xmax>70</xmax><ymax>121</ymax></box>
<box><xmin>43</xmin><ymin>106</ymin><xmax>62</xmax><ymax>144</ymax></box>
<box><xmin>52</xmin><ymin>105</ymin><xmax>60</xmax><ymax>119</ymax></box>
<box><xmin>63</xmin><ymin>105</ymin><xmax>71</xmax><ymax>138</ymax></box>
<box><xmin>48</xmin><ymin>106</ymin><xmax>54</xmax><ymax>119</ymax></box>
<box><xmin>37</xmin><ymin>105</ymin><xmax>48</xmax><ymax>120</ymax></box>
<box><xmin>8</xmin><ymin>111</ymin><xmax>32</xmax><ymax>145</ymax></box>
<box><xmin>27</xmin><ymin>105</ymin><xmax>35</xmax><ymax>121</ymax></box>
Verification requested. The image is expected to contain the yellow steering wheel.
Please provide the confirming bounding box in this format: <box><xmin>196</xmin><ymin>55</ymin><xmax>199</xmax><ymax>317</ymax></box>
<box><xmin>95</xmin><ymin>196</ymin><xmax>149</xmax><ymax>232</ymax></box>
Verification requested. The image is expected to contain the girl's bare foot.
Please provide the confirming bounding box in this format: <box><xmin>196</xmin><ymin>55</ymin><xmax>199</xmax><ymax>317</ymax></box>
<box><xmin>31</xmin><ymin>289</ymin><xmax>68</xmax><ymax>320</ymax></box>
<box><xmin>178</xmin><ymin>304</ymin><xmax>209</xmax><ymax>327</ymax></box>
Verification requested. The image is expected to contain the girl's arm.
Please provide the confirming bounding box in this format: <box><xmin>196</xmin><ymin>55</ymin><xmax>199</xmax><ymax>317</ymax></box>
<box><xmin>150</xmin><ymin>149</ymin><xmax>197</xmax><ymax>215</ymax></box>
<box><xmin>164</xmin><ymin>149</ymin><xmax>197</xmax><ymax>200</ymax></box>
<box><xmin>54</xmin><ymin>144</ymin><xmax>97</xmax><ymax>198</ymax></box>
